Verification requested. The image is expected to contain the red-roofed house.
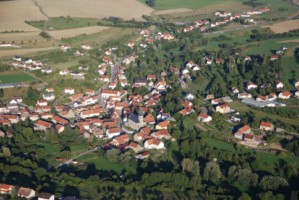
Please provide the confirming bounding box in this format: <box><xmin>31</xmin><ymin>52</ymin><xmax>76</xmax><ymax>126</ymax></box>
<box><xmin>260</xmin><ymin>122</ymin><xmax>274</xmax><ymax>131</ymax></box>
<box><xmin>144</xmin><ymin>139</ymin><xmax>164</xmax><ymax>150</ymax></box>
<box><xmin>17</xmin><ymin>187</ymin><xmax>36</xmax><ymax>199</ymax></box>
<box><xmin>35</xmin><ymin>120</ymin><xmax>52</xmax><ymax>131</ymax></box>
<box><xmin>0</xmin><ymin>184</ymin><xmax>14</xmax><ymax>194</ymax></box>
<box><xmin>197</xmin><ymin>112</ymin><xmax>212</xmax><ymax>123</ymax></box>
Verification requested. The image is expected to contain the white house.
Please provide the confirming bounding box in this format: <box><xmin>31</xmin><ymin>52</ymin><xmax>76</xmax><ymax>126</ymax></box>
<box><xmin>64</xmin><ymin>87</ymin><xmax>75</xmax><ymax>95</ymax></box>
<box><xmin>17</xmin><ymin>187</ymin><xmax>36</xmax><ymax>199</ymax></box>
<box><xmin>278</xmin><ymin>91</ymin><xmax>291</xmax><ymax>99</ymax></box>
<box><xmin>106</xmin><ymin>128</ymin><xmax>121</xmax><ymax>138</ymax></box>
<box><xmin>197</xmin><ymin>112</ymin><xmax>212</xmax><ymax>123</ymax></box>
<box><xmin>144</xmin><ymin>139</ymin><xmax>164</xmax><ymax>150</ymax></box>
<box><xmin>276</xmin><ymin>81</ymin><xmax>284</xmax><ymax>89</ymax></box>
<box><xmin>43</xmin><ymin>93</ymin><xmax>55</xmax><ymax>101</ymax></box>
<box><xmin>185</xmin><ymin>93</ymin><xmax>195</xmax><ymax>101</ymax></box>
<box><xmin>247</xmin><ymin>82</ymin><xmax>258</xmax><ymax>90</ymax></box>
<box><xmin>38</xmin><ymin>192</ymin><xmax>55</xmax><ymax>200</ymax></box>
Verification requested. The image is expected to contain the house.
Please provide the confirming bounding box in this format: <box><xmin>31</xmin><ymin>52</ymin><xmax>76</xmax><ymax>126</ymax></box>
<box><xmin>0</xmin><ymin>184</ymin><xmax>14</xmax><ymax>194</ymax></box>
<box><xmin>43</xmin><ymin>93</ymin><xmax>55</xmax><ymax>101</ymax></box>
<box><xmin>69</xmin><ymin>93</ymin><xmax>84</xmax><ymax>102</ymax></box>
<box><xmin>101</xmin><ymin>89</ymin><xmax>120</xmax><ymax>100</ymax></box>
<box><xmin>46</xmin><ymin>88</ymin><xmax>54</xmax><ymax>93</ymax></box>
<box><xmin>238</xmin><ymin>92</ymin><xmax>252</xmax><ymax>99</ymax></box>
<box><xmin>232</xmin><ymin>87</ymin><xmax>240</xmax><ymax>94</ymax></box>
<box><xmin>185</xmin><ymin>93</ymin><xmax>195</xmax><ymax>101</ymax></box>
<box><xmin>64</xmin><ymin>87</ymin><xmax>75</xmax><ymax>95</ymax></box>
<box><xmin>247</xmin><ymin>82</ymin><xmax>258</xmax><ymax>90</ymax></box>
<box><xmin>38</xmin><ymin>192</ymin><xmax>55</xmax><ymax>200</ymax></box>
<box><xmin>270</xmin><ymin>55</ymin><xmax>279</xmax><ymax>61</ymax></box>
<box><xmin>294</xmin><ymin>80</ymin><xmax>299</xmax><ymax>88</ymax></box>
<box><xmin>81</xmin><ymin>44</ymin><xmax>92</xmax><ymax>50</ymax></box>
<box><xmin>151</xmin><ymin>129</ymin><xmax>171</xmax><ymax>140</ymax></box>
<box><xmin>234</xmin><ymin>125</ymin><xmax>251</xmax><ymax>140</ymax></box>
<box><xmin>216</xmin><ymin>104</ymin><xmax>231</xmax><ymax>114</ymax></box>
<box><xmin>134</xmin><ymin>78</ymin><xmax>147</xmax><ymax>87</ymax></box>
<box><xmin>126</xmin><ymin>142</ymin><xmax>144</xmax><ymax>153</ymax></box>
<box><xmin>156</xmin><ymin>120</ymin><xmax>170</xmax><ymax>130</ymax></box>
<box><xmin>106</xmin><ymin>128</ymin><xmax>121</xmax><ymax>138</ymax></box>
<box><xmin>144</xmin><ymin>139</ymin><xmax>164</xmax><ymax>150</ymax></box>
<box><xmin>276</xmin><ymin>81</ymin><xmax>284</xmax><ymax>89</ymax></box>
<box><xmin>52</xmin><ymin>115</ymin><xmax>69</xmax><ymax>126</ymax></box>
<box><xmin>36</xmin><ymin>99</ymin><xmax>48</xmax><ymax>106</ymax></box>
<box><xmin>278</xmin><ymin>91</ymin><xmax>291</xmax><ymax>99</ymax></box>
<box><xmin>70</xmin><ymin>72</ymin><xmax>85</xmax><ymax>80</ymax></box>
<box><xmin>260</xmin><ymin>122</ymin><xmax>274</xmax><ymax>131</ymax></box>
<box><xmin>197</xmin><ymin>112</ymin><xmax>212</xmax><ymax>123</ymax></box>
<box><xmin>135</xmin><ymin>151</ymin><xmax>150</xmax><ymax>159</ymax></box>
<box><xmin>10</xmin><ymin>96</ymin><xmax>22</xmax><ymax>104</ymax></box>
<box><xmin>211</xmin><ymin>98</ymin><xmax>222</xmax><ymax>105</ymax></box>
<box><xmin>295</xmin><ymin>91</ymin><xmax>299</xmax><ymax>98</ymax></box>
<box><xmin>59</xmin><ymin>69</ymin><xmax>69</xmax><ymax>76</ymax></box>
<box><xmin>111</xmin><ymin>134</ymin><xmax>130</xmax><ymax>146</ymax></box>
<box><xmin>41</xmin><ymin>68</ymin><xmax>52</xmax><ymax>74</ymax></box>
<box><xmin>17</xmin><ymin>187</ymin><xmax>36</xmax><ymax>199</ymax></box>
<box><xmin>35</xmin><ymin>120</ymin><xmax>52</xmax><ymax>131</ymax></box>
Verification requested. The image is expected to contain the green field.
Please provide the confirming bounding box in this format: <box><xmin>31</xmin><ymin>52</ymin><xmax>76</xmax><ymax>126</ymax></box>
<box><xmin>281</xmin><ymin>55</ymin><xmax>299</xmax><ymax>88</ymax></box>
<box><xmin>27</xmin><ymin>17</ymin><xmax>99</xmax><ymax>30</ymax></box>
<box><xmin>77</xmin><ymin>153</ymin><xmax>124</xmax><ymax>174</ymax></box>
<box><xmin>140</xmin><ymin>0</ymin><xmax>237</xmax><ymax>10</ymax></box>
<box><xmin>0</xmin><ymin>72</ymin><xmax>37</xmax><ymax>83</ymax></box>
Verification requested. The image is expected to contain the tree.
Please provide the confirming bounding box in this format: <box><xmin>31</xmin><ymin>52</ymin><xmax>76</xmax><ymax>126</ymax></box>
<box><xmin>203</xmin><ymin>161</ymin><xmax>222</xmax><ymax>184</ymax></box>
<box><xmin>1</xmin><ymin>146</ymin><xmax>11</xmax><ymax>158</ymax></box>
<box><xmin>0</xmin><ymin>89</ymin><xmax>4</xmax><ymax>98</ymax></box>
<box><xmin>182</xmin><ymin>158</ymin><xmax>200</xmax><ymax>176</ymax></box>
<box><xmin>260</xmin><ymin>176</ymin><xmax>288</xmax><ymax>190</ymax></box>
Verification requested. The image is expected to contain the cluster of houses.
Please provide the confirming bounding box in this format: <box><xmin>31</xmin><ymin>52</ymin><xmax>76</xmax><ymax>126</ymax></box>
<box><xmin>234</xmin><ymin>121</ymin><xmax>274</xmax><ymax>147</ymax></box>
<box><xmin>11</xmin><ymin>56</ymin><xmax>52</xmax><ymax>73</ymax></box>
<box><xmin>0</xmin><ymin>184</ymin><xmax>54</xmax><ymax>200</ymax></box>
<box><xmin>183</xmin><ymin>8</ymin><xmax>270</xmax><ymax>33</ymax></box>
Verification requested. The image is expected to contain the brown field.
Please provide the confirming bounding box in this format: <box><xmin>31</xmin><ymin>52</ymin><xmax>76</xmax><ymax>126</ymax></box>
<box><xmin>294</xmin><ymin>0</ymin><xmax>299</xmax><ymax>6</ymax></box>
<box><xmin>0</xmin><ymin>0</ymin><xmax>152</xmax><ymax>33</ymax></box>
<box><xmin>0</xmin><ymin>32</ymin><xmax>42</xmax><ymax>42</ymax></box>
<box><xmin>48</xmin><ymin>26</ymin><xmax>110</xmax><ymax>40</ymax></box>
<box><xmin>278</xmin><ymin>39</ymin><xmax>299</xmax><ymax>43</ymax></box>
<box><xmin>0</xmin><ymin>0</ymin><xmax>46</xmax><ymax>32</ymax></box>
<box><xmin>0</xmin><ymin>47</ymin><xmax>58</xmax><ymax>58</ymax></box>
<box><xmin>265</xmin><ymin>19</ymin><xmax>299</xmax><ymax>33</ymax></box>
<box><xmin>37</xmin><ymin>0</ymin><xmax>153</xmax><ymax>20</ymax></box>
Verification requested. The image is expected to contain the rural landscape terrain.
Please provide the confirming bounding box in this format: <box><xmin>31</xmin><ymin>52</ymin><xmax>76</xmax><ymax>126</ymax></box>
<box><xmin>0</xmin><ymin>0</ymin><xmax>299</xmax><ymax>199</ymax></box>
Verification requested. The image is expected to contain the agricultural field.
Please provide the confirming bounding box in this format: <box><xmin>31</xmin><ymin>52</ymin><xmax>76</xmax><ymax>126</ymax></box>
<box><xmin>47</xmin><ymin>26</ymin><xmax>110</xmax><ymax>40</ymax></box>
<box><xmin>37</xmin><ymin>0</ymin><xmax>153</xmax><ymax>21</ymax></box>
<box><xmin>141</xmin><ymin>0</ymin><xmax>239</xmax><ymax>10</ymax></box>
<box><xmin>0</xmin><ymin>47</ymin><xmax>59</xmax><ymax>58</ymax></box>
<box><xmin>0</xmin><ymin>0</ymin><xmax>46</xmax><ymax>32</ymax></box>
<box><xmin>264</xmin><ymin>19</ymin><xmax>299</xmax><ymax>33</ymax></box>
<box><xmin>27</xmin><ymin>17</ymin><xmax>100</xmax><ymax>30</ymax></box>
<box><xmin>0</xmin><ymin>72</ymin><xmax>37</xmax><ymax>83</ymax></box>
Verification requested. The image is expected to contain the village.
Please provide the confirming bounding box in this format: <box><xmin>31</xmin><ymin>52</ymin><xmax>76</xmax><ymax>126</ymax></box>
<box><xmin>0</xmin><ymin>2</ymin><xmax>299</xmax><ymax>198</ymax></box>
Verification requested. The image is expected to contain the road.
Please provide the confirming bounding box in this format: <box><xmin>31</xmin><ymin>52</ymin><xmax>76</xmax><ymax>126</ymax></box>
<box><xmin>56</xmin><ymin>149</ymin><xmax>95</xmax><ymax>168</ymax></box>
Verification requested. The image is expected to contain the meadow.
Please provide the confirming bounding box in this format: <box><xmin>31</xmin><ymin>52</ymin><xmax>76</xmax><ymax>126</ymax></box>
<box><xmin>0</xmin><ymin>72</ymin><xmax>37</xmax><ymax>83</ymax></box>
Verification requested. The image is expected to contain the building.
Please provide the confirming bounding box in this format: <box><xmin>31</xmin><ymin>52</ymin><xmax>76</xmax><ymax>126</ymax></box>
<box><xmin>0</xmin><ymin>184</ymin><xmax>14</xmax><ymax>194</ymax></box>
<box><xmin>126</xmin><ymin>111</ymin><xmax>146</xmax><ymax>131</ymax></box>
<box><xmin>260</xmin><ymin>122</ymin><xmax>274</xmax><ymax>131</ymax></box>
<box><xmin>43</xmin><ymin>93</ymin><xmax>55</xmax><ymax>101</ymax></box>
<box><xmin>17</xmin><ymin>187</ymin><xmax>36</xmax><ymax>199</ymax></box>
<box><xmin>144</xmin><ymin>139</ymin><xmax>164</xmax><ymax>150</ymax></box>
<box><xmin>234</xmin><ymin>125</ymin><xmax>251</xmax><ymax>140</ymax></box>
<box><xmin>197</xmin><ymin>112</ymin><xmax>212</xmax><ymax>123</ymax></box>
<box><xmin>216</xmin><ymin>104</ymin><xmax>231</xmax><ymax>114</ymax></box>
<box><xmin>38</xmin><ymin>192</ymin><xmax>55</xmax><ymax>200</ymax></box>
<box><xmin>278</xmin><ymin>91</ymin><xmax>291</xmax><ymax>99</ymax></box>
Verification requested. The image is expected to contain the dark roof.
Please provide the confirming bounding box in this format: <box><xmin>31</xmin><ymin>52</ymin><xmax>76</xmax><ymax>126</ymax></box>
<box><xmin>128</xmin><ymin>113</ymin><xmax>139</xmax><ymax>123</ymax></box>
<box><xmin>38</xmin><ymin>192</ymin><xmax>54</xmax><ymax>199</ymax></box>
<box><xmin>134</xmin><ymin>78</ymin><xmax>147</xmax><ymax>83</ymax></box>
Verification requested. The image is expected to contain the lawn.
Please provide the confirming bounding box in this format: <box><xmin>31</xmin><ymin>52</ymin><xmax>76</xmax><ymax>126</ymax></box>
<box><xmin>281</xmin><ymin>55</ymin><xmax>299</xmax><ymax>88</ymax></box>
<box><xmin>0</xmin><ymin>72</ymin><xmax>37</xmax><ymax>83</ymax></box>
<box><xmin>27</xmin><ymin>17</ymin><xmax>99</xmax><ymax>30</ymax></box>
<box><xmin>77</xmin><ymin>153</ymin><xmax>124</xmax><ymax>174</ymax></box>
<box><xmin>205</xmin><ymin>137</ymin><xmax>237</xmax><ymax>152</ymax></box>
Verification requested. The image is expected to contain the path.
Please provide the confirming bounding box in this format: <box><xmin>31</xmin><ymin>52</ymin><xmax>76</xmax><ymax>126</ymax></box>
<box><xmin>31</xmin><ymin>0</ymin><xmax>49</xmax><ymax>31</ymax></box>
<box><xmin>56</xmin><ymin>149</ymin><xmax>95</xmax><ymax>168</ymax></box>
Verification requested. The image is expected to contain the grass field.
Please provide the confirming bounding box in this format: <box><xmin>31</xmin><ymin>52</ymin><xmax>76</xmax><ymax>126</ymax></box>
<box><xmin>281</xmin><ymin>55</ymin><xmax>299</xmax><ymax>87</ymax></box>
<box><xmin>0</xmin><ymin>72</ymin><xmax>37</xmax><ymax>83</ymax></box>
<box><xmin>78</xmin><ymin>153</ymin><xmax>124</xmax><ymax>173</ymax></box>
<box><xmin>141</xmin><ymin>0</ymin><xmax>238</xmax><ymax>10</ymax></box>
<box><xmin>27</xmin><ymin>17</ymin><xmax>100</xmax><ymax>30</ymax></box>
